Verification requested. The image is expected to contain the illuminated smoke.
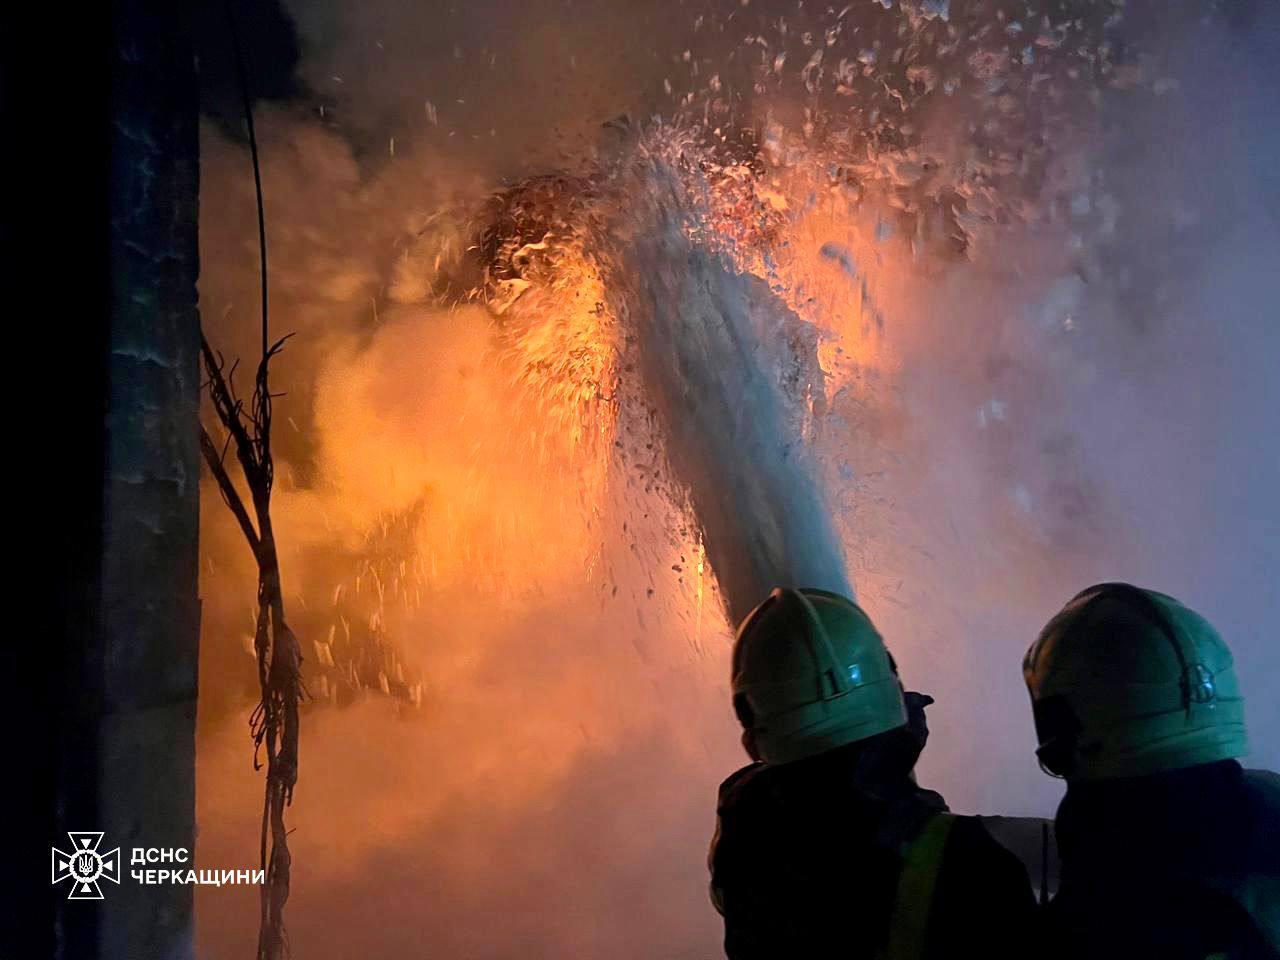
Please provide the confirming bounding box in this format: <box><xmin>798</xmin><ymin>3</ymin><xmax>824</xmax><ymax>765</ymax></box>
<box><xmin>194</xmin><ymin>1</ymin><xmax>1279</xmax><ymax>956</ymax></box>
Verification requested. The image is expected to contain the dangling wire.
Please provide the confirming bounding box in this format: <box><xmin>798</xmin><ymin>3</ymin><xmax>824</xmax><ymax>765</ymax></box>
<box><xmin>217</xmin><ymin>7</ymin><xmax>301</xmax><ymax>960</ymax></box>
<box><xmin>225</xmin><ymin>0</ymin><xmax>269</xmax><ymax>357</ymax></box>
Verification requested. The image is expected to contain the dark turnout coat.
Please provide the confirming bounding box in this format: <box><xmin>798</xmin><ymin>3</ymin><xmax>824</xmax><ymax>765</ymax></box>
<box><xmin>1045</xmin><ymin>760</ymin><xmax>1280</xmax><ymax>960</ymax></box>
<box><xmin>708</xmin><ymin>743</ymin><xmax>1036</xmax><ymax>960</ymax></box>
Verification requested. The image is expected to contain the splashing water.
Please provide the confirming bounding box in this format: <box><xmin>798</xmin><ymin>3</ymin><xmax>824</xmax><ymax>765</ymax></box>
<box><xmin>601</xmin><ymin>161</ymin><xmax>852</xmax><ymax>623</ymax></box>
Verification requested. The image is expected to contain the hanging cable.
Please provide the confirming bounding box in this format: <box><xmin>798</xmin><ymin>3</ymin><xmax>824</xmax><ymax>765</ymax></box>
<box><xmin>224</xmin><ymin>0</ymin><xmax>269</xmax><ymax>357</ymax></box>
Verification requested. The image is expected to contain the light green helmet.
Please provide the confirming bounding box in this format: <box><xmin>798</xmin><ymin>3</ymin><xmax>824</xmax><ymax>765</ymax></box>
<box><xmin>731</xmin><ymin>587</ymin><xmax>907</xmax><ymax>765</ymax></box>
<box><xmin>1024</xmin><ymin>582</ymin><xmax>1249</xmax><ymax>781</ymax></box>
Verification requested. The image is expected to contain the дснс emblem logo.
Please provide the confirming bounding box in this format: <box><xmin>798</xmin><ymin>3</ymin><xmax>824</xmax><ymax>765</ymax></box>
<box><xmin>52</xmin><ymin>832</ymin><xmax>121</xmax><ymax>900</ymax></box>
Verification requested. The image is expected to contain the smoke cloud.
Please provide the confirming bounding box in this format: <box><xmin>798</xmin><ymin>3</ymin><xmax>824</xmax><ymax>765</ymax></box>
<box><xmin>194</xmin><ymin>1</ymin><xmax>1279</xmax><ymax>956</ymax></box>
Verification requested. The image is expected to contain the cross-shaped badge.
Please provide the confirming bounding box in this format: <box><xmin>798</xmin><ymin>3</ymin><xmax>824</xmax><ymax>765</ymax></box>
<box><xmin>51</xmin><ymin>832</ymin><xmax>121</xmax><ymax>900</ymax></box>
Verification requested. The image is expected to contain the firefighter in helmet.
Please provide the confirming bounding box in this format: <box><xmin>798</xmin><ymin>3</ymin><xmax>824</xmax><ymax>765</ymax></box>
<box><xmin>709</xmin><ymin>587</ymin><xmax>1036</xmax><ymax>959</ymax></box>
<box><xmin>1025</xmin><ymin>582</ymin><xmax>1280</xmax><ymax>959</ymax></box>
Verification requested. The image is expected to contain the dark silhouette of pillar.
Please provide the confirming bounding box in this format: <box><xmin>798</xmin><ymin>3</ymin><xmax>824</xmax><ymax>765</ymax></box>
<box><xmin>4</xmin><ymin>3</ymin><xmax>201</xmax><ymax>958</ymax></box>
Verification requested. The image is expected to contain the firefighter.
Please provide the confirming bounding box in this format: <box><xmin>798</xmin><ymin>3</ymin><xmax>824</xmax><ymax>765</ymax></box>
<box><xmin>709</xmin><ymin>587</ymin><xmax>1036</xmax><ymax>960</ymax></box>
<box><xmin>1025</xmin><ymin>582</ymin><xmax>1280</xmax><ymax>959</ymax></box>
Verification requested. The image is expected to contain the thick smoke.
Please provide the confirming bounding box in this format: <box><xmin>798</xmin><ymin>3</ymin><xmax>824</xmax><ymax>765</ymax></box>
<box><xmin>195</xmin><ymin>1</ymin><xmax>1279</xmax><ymax>957</ymax></box>
<box><xmin>870</xmin><ymin>6</ymin><xmax>1280</xmax><ymax>810</ymax></box>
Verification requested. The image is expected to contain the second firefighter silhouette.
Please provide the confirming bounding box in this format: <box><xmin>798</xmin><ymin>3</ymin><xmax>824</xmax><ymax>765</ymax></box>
<box><xmin>1024</xmin><ymin>583</ymin><xmax>1279</xmax><ymax>958</ymax></box>
<box><xmin>709</xmin><ymin>588</ymin><xmax>1035</xmax><ymax>960</ymax></box>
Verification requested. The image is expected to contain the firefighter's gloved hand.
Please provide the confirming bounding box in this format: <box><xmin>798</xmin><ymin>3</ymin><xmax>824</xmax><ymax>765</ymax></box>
<box><xmin>852</xmin><ymin>690</ymin><xmax>937</xmax><ymax>798</ymax></box>
<box><xmin>903</xmin><ymin>691</ymin><xmax>935</xmax><ymax>753</ymax></box>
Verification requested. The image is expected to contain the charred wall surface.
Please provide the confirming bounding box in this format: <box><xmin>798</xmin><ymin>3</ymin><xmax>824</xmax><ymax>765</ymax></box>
<box><xmin>4</xmin><ymin>3</ymin><xmax>202</xmax><ymax>957</ymax></box>
<box><xmin>95</xmin><ymin>1</ymin><xmax>203</xmax><ymax>956</ymax></box>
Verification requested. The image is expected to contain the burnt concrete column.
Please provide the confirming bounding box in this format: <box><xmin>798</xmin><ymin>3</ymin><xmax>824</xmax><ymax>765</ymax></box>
<box><xmin>5</xmin><ymin>2</ymin><xmax>202</xmax><ymax>958</ymax></box>
<box><xmin>94</xmin><ymin>2</ymin><xmax>203</xmax><ymax>957</ymax></box>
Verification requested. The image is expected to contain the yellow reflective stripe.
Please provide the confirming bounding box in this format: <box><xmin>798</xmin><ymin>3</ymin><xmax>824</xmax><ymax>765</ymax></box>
<box><xmin>885</xmin><ymin>813</ymin><xmax>955</xmax><ymax>960</ymax></box>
